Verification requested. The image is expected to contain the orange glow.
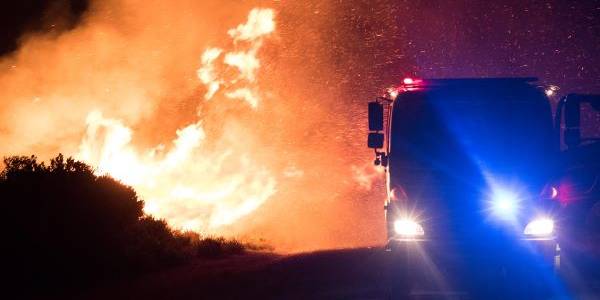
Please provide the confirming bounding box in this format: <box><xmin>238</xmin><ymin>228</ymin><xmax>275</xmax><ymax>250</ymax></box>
<box><xmin>76</xmin><ymin>8</ymin><xmax>278</xmax><ymax>232</ymax></box>
<box><xmin>0</xmin><ymin>1</ymin><xmax>386</xmax><ymax>252</ymax></box>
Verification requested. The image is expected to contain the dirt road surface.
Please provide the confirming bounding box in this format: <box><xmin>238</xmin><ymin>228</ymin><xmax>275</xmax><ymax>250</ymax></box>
<box><xmin>73</xmin><ymin>247</ymin><xmax>599</xmax><ymax>299</ymax></box>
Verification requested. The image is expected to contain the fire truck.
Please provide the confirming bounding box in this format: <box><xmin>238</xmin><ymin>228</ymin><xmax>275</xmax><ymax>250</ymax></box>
<box><xmin>368</xmin><ymin>78</ymin><xmax>600</xmax><ymax>296</ymax></box>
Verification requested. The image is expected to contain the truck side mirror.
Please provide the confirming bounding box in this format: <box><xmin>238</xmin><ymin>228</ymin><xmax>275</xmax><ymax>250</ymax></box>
<box><xmin>368</xmin><ymin>132</ymin><xmax>384</xmax><ymax>149</ymax></box>
<box><xmin>368</xmin><ymin>102</ymin><xmax>384</xmax><ymax>131</ymax></box>
<box><xmin>564</xmin><ymin>98</ymin><xmax>581</xmax><ymax>147</ymax></box>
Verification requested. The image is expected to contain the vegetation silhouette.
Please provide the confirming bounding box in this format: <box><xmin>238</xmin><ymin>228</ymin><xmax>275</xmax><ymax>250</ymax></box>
<box><xmin>1</xmin><ymin>154</ymin><xmax>258</xmax><ymax>295</ymax></box>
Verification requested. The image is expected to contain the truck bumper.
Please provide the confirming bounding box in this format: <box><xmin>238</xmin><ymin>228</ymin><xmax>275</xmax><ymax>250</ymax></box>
<box><xmin>386</xmin><ymin>237</ymin><xmax>564</xmax><ymax>298</ymax></box>
<box><xmin>387</xmin><ymin>237</ymin><xmax>558</xmax><ymax>269</ymax></box>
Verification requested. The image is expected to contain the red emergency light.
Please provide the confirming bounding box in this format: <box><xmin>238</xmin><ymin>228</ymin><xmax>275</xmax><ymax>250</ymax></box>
<box><xmin>399</xmin><ymin>77</ymin><xmax>423</xmax><ymax>92</ymax></box>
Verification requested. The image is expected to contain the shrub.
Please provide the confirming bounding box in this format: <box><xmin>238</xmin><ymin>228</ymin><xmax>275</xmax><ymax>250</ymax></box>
<box><xmin>1</xmin><ymin>155</ymin><xmax>181</xmax><ymax>290</ymax></box>
<box><xmin>0</xmin><ymin>154</ymin><xmax>265</xmax><ymax>294</ymax></box>
<box><xmin>194</xmin><ymin>237</ymin><xmax>246</xmax><ymax>258</ymax></box>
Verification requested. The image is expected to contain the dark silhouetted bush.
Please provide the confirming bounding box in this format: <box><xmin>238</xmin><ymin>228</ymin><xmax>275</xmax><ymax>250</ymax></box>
<box><xmin>1</xmin><ymin>154</ymin><xmax>263</xmax><ymax>295</ymax></box>
<box><xmin>195</xmin><ymin>236</ymin><xmax>246</xmax><ymax>258</ymax></box>
<box><xmin>123</xmin><ymin>216</ymin><xmax>196</xmax><ymax>270</ymax></box>
<box><xmin>1</xmin><ymin>155</ymin><xmax>185</xmax><ymax>292</ymax></box>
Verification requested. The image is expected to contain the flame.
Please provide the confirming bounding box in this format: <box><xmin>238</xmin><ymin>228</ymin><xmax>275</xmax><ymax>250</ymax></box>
<box><xmin>76</xmin><ymin>8</ymin><xmax>278</xmax><ymax>233</ymax></box>
<box><xmin>0</xmin><ymin>1</ymin><xmax>388</xmax><ymax>251</ymax></box>
<box><xmin>227</xmin><ymin>8</ymin><xmax>275</xmax><ymax>42</ymax></box>
<box><xmin>78</xmin><ymin>109</ymin><xmax>277</xmax><ymax>231</ymax></box>
<box><xmin>198</xmin><ymin>8</ymin><xmax>275</xmax><ymax>107</ymax></box>
<box><xmin>197</xmin><ymin>48</ymin><xmax>223</xmax><ymax>100</ymax></box>
<box><xmin>224</xmin><ymin>88</ymin><xmax>260</xmax><ymax>108</ymax></box>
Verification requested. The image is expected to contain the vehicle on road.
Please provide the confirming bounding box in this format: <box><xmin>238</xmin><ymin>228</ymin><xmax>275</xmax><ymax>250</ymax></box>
<box><xmin>367</xmin><ymin>78</ymin><xmax>595</xmax><ymax>297</ymax></box>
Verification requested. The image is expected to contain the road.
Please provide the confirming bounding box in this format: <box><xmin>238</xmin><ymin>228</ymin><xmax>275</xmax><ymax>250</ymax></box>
<box><xmin>76</xmin><ymin>247</ymin><xmax>600</xmax><ymax>299</ymax></box>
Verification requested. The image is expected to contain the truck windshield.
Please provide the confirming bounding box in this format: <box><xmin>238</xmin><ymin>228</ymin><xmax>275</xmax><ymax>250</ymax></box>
<box><xmin>389</xmin><ymin>84</ymin><xmax>556</xmax><ymax>189</ymax></box>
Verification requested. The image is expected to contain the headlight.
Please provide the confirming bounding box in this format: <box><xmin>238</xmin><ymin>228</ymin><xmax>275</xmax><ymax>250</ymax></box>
<box><xmin>490</xmin><ymin>189</ymin><xmax>520</xmax><ymax>219</ymax></box>
<box><xmin>394</xmin><ymin>219</ymin><xmax>424</xmax><ymax>237</ymax></box>
<box><xmin>524</xmin><ymin>217</ymin><xmax>554</xmax><ymax>236</ymax></box>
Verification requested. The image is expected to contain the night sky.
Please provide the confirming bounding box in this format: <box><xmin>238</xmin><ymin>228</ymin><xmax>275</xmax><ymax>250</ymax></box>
<box><xmin>0</xmin><ymin>0</ymin><xmax>88</xmax><ymax>55</ymax></box>
<box><xmin>326</xmin><ymin>0</ymin><xmax>599</xmax><ymax>91</ymax></box>
<box><xmin>2</xmin><ymin>1</ymin><xmax>599</xmax><ymax>90</ymax></box>
<box><xmin>275</xmin><ymin>0</ymin><xmax>600</xmax><ymax>141</ymax></box>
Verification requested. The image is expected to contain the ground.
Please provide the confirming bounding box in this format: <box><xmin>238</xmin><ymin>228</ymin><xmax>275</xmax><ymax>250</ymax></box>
<box><xmin>68</xmin><ymin>247</ymin><xmax>600</xmax><ymax>299</ymax></box>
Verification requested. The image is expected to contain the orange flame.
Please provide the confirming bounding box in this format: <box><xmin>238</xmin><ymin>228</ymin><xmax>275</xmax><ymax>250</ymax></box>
<box><xmin>0</xmin><ymin>1</ymin><xmax>387</xmax><ymax>251</ymax></box>
<box><xmin>76</xmin><ymin>8</ymin><xmax>278</xmax><ymax>233</ymax></box>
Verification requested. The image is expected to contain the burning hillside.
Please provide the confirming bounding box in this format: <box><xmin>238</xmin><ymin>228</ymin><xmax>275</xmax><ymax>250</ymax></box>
<box><xmin>77</xmin><ymin>8</ymin><xmax>277</xmax><ymax>232</ymax></box>
<box><xmin>0</xmin><ymin>1</ymin><xmax>385</xmax><ymax>252</ymax></box>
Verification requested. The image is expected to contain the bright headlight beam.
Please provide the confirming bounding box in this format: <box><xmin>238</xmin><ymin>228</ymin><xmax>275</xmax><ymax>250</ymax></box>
<box><xmin>394</xmin><ymin>219</ymin><xmax>424</xmax><ymax>237</ymax></box>
<box><xmin>524</xmin><ymin>218</ymin><xmax>554</xmax><ymax>236</ymax></box>
<box><xmin>494</xmin><ymin>198</ymin><xmax>515</xmax><ymax>214</ymax></box>
<box><xmin>490</xmin><ymin>188</ymin><xmax>520</xmax><ymax>220</ymax></box>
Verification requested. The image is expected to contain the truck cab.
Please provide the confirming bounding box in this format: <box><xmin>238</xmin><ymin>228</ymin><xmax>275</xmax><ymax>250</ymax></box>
<box><xmin>368</xmin><ymin>78</ymin><xmax>569</xmax><ymax>296</ymax></box>
<box><xmin>369</xmin><ymin>78</ymin><xmax>559</xmax><ymax>245</ymax></box>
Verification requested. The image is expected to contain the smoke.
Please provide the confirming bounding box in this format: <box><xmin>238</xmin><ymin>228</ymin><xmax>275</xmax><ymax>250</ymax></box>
<box><xmin>0</xmin><ymin>0</ymin><xmax>389</xmax><ymax>252</ymax></box>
